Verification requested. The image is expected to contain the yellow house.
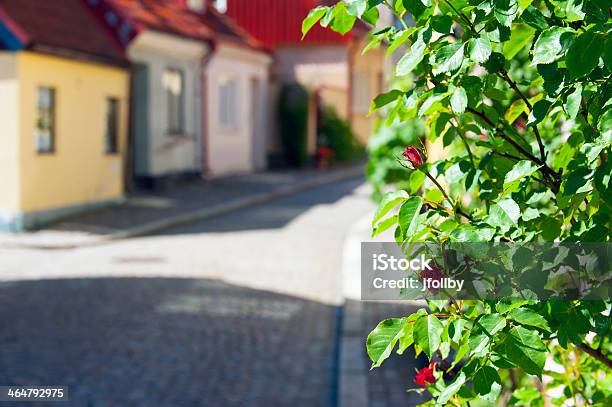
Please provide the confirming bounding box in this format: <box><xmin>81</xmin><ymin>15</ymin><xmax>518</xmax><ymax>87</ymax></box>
<box><xmin>0</xmin><ymin>0</ymin><xmax>130</xmax><ymax>231</ymax></box>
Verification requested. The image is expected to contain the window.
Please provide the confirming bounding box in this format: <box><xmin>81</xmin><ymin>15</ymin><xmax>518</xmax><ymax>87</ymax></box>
<box><xmin>186</xmin><ymin>0</ymin><xmax>204</xmax><ymax>12</ymax></box>
<box><xmin>219</xmin><ymin>77</ymin><xmax>238</xmax><ymax>129</ymax></box>
<box><xmin>105</xmin><ymin>98</ymin><xmax>119</xmax><ymax>154</ymax></box>
<box><xmin>162</xmin><ymin>68</ymin><xmax>184</xmax><ymax>134</ymax></box>
<box><xmin>352</xmin><ymin>71</ymin><xmax>371</xmax><ymax>114</ymax></box>
<box><xmin>213</xmin><ymin>0</ymin><xmax>227</xmax><ymax>13</ymax></box>
<box><xmin>36</xmin><ymin>87</ymin><xmax>55</xmax><ymax>153</ymax></box>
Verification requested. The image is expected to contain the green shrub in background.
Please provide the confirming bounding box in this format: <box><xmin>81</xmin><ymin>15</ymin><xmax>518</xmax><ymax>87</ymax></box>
<box><xmin>318</xmin><ymin>106</ymin><xmax>364</xmax><ymax>162</ymax></box>
<box><xmin>278</xmin><ymin>83</ymin><xmax>309</xmax><ymax>167</ymax></box>
<box><xmin>367</xmin><ymin>118</ymin><xmax>425</xmax><ymax>201</ymax></box>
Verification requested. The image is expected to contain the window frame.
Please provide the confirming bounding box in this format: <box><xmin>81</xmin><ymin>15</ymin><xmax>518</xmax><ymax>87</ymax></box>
<box><xmin>218</xmin><ymin>76</ymin><xmax>239</xmax><ymax>131</ymax></box>
<box><xmin>35</xmin><ymin>86</ymin><xmax>56</xmax><ymax>154</ymax></box>
<box><xmin>163</xmin><ymin>67</ymin><xmax>185</xmax><ymax>135</ymax></box>
<box><xmin>105</xmin><ymin>97</ymin><xmax>120</xmax><ymax>155</ymax></box>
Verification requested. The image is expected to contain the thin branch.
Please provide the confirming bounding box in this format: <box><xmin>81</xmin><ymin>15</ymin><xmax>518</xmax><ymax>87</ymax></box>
<box><xmin>451</xmin><ymin>118</ymin><xmax>475</xmax><ymax>165</ymax></box>
<box><xmin>499</xmin><ymin>69</ymin><xmax>547</xmax><ymax>164</ymax></box>
<box><xmin>576</xmin><ymin>343</ymin><xmax>612</xmax><ymax>370</ymax></box>
<box><xmin>422</xmin><ymin>170</ymin><xmax>474</xmax><ymax>222</ymax></box>
<box><xmin>441</xmin><ymin>0</ymin><xmax>477</xmax><ymax>33</ymax></box>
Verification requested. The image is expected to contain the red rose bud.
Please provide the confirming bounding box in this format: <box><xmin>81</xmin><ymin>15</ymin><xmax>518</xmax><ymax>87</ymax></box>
<box><xmin>414</xmin><ymin>363</ymin><xmax>436</xmax><ymax>387</ymax></box>
<box><xmin>419</xmin><ymin>263</ymin><xmax>445</xmax><ymax>294</ymax></box>
<box><xmin>403</xmin><ymin>146</ymin><xmax>424</xmax><ymax>168</ymax></box>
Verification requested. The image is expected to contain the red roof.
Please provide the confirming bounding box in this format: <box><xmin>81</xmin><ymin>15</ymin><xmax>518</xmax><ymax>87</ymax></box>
<box><xmin>94</xmin><ymin>0</ymin><xmax>265</xmax><ymax>51</ymax></box>
<box><xmin>0</xmin><ymin>0</ymin><xmax>127</xmax><ymax>66</ymax></box>
<box><xmin>225</xmin><ymin>0</ymin><xmax>369</xmax><ymax>50</ymax></box>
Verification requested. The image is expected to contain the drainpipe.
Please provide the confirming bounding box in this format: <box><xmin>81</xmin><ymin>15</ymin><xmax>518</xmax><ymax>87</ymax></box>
<box><xmin>200</xmin><ymin>41</ymin><xmax>215</xmax><ymax>178</ymax></box>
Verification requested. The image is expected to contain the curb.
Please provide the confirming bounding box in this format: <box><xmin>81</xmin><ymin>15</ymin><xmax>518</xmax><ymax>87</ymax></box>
<box><xmin>2</xmin><ymin>165</ymin><xmax>364</xmax><ymax>250</ymax></box>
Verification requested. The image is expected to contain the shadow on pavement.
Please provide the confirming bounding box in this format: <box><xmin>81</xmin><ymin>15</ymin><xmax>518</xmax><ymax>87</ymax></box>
<box><xmin>0</xmin><ymin>278</ymin><xmax>339</xmax><ymax>407</ymax></box>
<box><xmin>156</xmin><ymin>177</ymin><xmax>366</xmax><ymax>235</ymax></box>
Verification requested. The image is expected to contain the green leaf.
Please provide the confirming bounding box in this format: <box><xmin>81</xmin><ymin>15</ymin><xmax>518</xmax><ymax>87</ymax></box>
<box><xmin>507</xmin><ymin>308</ymin><xmax>551</xmax><ymax>332</ymax></box>
<box><xmin>504</xmin><ymin>98</ymin><xmax>528</xmax><ymax>124</ymax></box>
<box><xmin>434</xmin><ymin>42</ymin><xmax>465</xmax><ymax>74</ymax></box>
<box><xmin>346</xmin><ymin>0</ymin><xmax>367</xmax><ymax>17</ymax></box>
<box><xmin>521</xmin><ymin>6</ymin><xmax>547</xmax><ymax>31</ymax></box>
<box><xmin>302</xmin><ymin>7</ymin><xmax>328</xmax><ymax>37</ymax></box>
<box><xmin>504</xmin><ymin>326</ymin><xmax>546</xmax><ymax>376</ymax></box>
<box><xmin>504</xmin><ymin>160</ymin><xmax>540</xmax><ymax>187</ymax></box>
<box><xmin>470</xmin><ymin>37</ymin><xmax>492</xmax><ymax>63</ymax></box>
<box><xmin>398</xmin><ymin>196</ymin><xmax>423</xmax><ymax>239</ymax></box>
<box><xmin>366</xmin><ymin>318</ymin><xmax>405</xmax><ymax>368</ymax></box>
<box><xmin>403</xmin><ymin>0</ymin><xmax>432</xmax><ymax>22</ymax></box>
<box><xmin>370</xmin><ymin>89</ymin><xmax>402</xmax><ymax>112</ymax></box>
<box><xmin>437</xmin><ymin>371</ymin><xmax>466</xmax><ymax>404</ymax></box>
<box><xmin>372</xmin><ymin>191</ymin><xmax>409</xmax><ymax>226</ymax></box>
<box><xmin>431</xmin><ymin>15</ymin><xmax>453</xmax><ymax>34</ymax></box>
<box><xmin>566</xmin><ymin>31</ymin><xmax>605</xmax><ymax>79</ymax></box>
<box><xmin>414</xmin><ymin>314</ymin><xmax>444</xmax><ymax>358</ymax></box>
<box><xmin>527</xmin><ymin>99</ymin><xmax>552</xmax><ymax>125</ymax></box>
<box><xmin>450</xmin><ymin>86</ymin><xmax>468</xmax><ymax>114</ymax></box>
<box><xmin>473</xmin><ymin>366</ymin><xmax>501</xmax><ymax>395</ymax></box>
<box><xmin>488</xmin><ymin>198</ymin><xmax>521</xmax><ymax>228</ymax></box>
<box><xmin>532</xmin><ymin>27</ymin><xmax>572</xmax><ymax>65</ymax></box>
<box><xmin>330</xmin><ymin>2</ymin><xmax>357</xmax><ymax>35</ymax></box>
<box><xmin>604</xmin><ymin>37</ymin><xmax>612</xmax><ymax>71</ymax></box>
<box><xmin>477</xmin><ymin>313</ymin><xmax>507</xmax><ymax>336</ymax></box>
<box><xmin>386</xmin><ymin>28</ymin><xmax>416</xmax><ymax>58</ymax></box>
<box><xmin>503</xmin><ymin>24</ymin><xmax>535</xmax><ymax>59</ymax></box>
<box><xmin>372</xmin><ymin>215</ymin><xmax>398</xmax><ymax>237</ymax></box>
<box><xmin>396</xmin><ymin>28</ymin><xmax>431</xmax><ymax>76</ymax></box>
<box><xmin>496</xmin><ymin>300</ymin><xmax>529</xmax><ymax>314</ymax></box>
<box><xmin>494</xmin><ymin>0</ymin><xmax>520</xmax><ymax>27</ymax></box>
<box><xmin>564</xmin><ymin>84</ymin><xmax>582</xmax><ymax>119</ymax></box>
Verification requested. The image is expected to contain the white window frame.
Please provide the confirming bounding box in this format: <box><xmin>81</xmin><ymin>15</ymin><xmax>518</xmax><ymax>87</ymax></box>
<box><xmin>219</xmin><ymin>76</ymin><xmax>239</xmax><ymax>131</ymax></box>
<box><xmin>162</xmin><ymin>67</ymin><xmax>185</xmax><ymax>135</ymax></box>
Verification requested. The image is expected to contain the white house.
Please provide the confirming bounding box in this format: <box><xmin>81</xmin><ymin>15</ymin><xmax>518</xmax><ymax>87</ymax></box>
<box><xmin>87</xmin><ymin>0</ymin><xmax>271</xmax><ymax>187</ymax></box>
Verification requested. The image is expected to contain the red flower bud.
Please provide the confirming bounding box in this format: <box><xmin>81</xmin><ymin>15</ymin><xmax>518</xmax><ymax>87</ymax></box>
<box><xmin>403</xmin><ymin>146</ymin><xmax>424</xmax><ymax>168</ymax></box>
<box><xmin>414</xmin><ymin>362</ymin><xmax>436</xmax><ymax>387</ymax></box>
<box><xmin>419</xmin><ymin>263</ymin><xmax>445</xmax><ymax>294</ymax></box>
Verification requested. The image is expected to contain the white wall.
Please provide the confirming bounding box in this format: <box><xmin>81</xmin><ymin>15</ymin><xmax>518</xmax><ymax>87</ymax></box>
<box><xmin>0</xmin><ymin>52</ymin><xmax>21</xmax><ymax>218</ymax></box>
<box><xmin>205</xmin><ymin>43</ymin><xmax>271</xmax><ymax>176</ymax></box>
<box><xmin>275</xmin><ymin>45</ymin><xmax>349</xmax><ymax>89</ymax></box>
<box><xmin>128</xmin><ymin>31</ymin><xmax>207</xmax><ymax>177</ymax></box>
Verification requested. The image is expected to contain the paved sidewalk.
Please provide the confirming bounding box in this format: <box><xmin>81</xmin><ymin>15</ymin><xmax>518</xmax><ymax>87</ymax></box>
<box><xmin>339</xmin><ymin>212</ymin><xmax>428</xmax><ymax>407</ymax></box>
<box><xmin>0</xmin><ymin>163</ymin><xmax>364</xmax><ymax>250</ymax></box>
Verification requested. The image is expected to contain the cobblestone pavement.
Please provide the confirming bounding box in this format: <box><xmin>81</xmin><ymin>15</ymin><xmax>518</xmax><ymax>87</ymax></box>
<box><xmin>0</xmin><ymin>177</ymin><xmax>374</xmax><ymax>407</ymax></box>
<box><xmin>0</xmin><ymin>278</ymin><xmax>338</xmax><ymax>407</ymax></box>
<box><xmin>357</xmin><ymin>302</ymin><xmax>429</xmax><ymax>407</ymax></box>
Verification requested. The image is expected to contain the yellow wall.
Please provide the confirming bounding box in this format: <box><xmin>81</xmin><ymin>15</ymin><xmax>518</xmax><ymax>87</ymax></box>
<box><xmin>0</xmin><ymin>53</ymin><xmax>20</xmax><ymax>213</ymax></box>
<box><xmin>17</xmin><ymin>52</ymin><xmax>129</xmax><ymax>212</ymax></box>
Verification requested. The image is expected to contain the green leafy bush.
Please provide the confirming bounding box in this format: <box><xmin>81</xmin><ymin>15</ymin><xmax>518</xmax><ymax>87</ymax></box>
<box><xmin>318</xmin><ymin>106</ymin><xmax>363</xmax><ymax>162</ymax></box>
<box><xmin>305</xmin><ymin>0</ymin><xmax>611</xmax><ymax>405</ymax></box>
<box><xmin>278</xmin><ymin>83</ymin><xmax>309</xmax><ymax>167</ymax></box>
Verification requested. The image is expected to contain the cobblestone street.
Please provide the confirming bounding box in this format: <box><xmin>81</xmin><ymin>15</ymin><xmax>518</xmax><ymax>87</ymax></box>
<box><xmin>0</xmin><ymin>278</ymin><xmax>338</xmax><ymax>407</ymax></box>
<box><xmin>0</xmin><ymin>177</ymin><xmax>372</xmax><ymax>406</ymax></box>
<box><xmin>0</xmin><ymin>177</ymin><xmax>422</xmax><ymax>407</ymax></box>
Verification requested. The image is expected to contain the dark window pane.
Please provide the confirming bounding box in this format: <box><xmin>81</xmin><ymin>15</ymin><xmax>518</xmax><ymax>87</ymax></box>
<box><xmin>105</xmin><ymin>98</ymin><xmax>119</xmax><ymax>154</ymax></box>
<box><xmin>36</xmin><ymin>87</ymin><xmax>55</xmax><ymax>153</ymax></box>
